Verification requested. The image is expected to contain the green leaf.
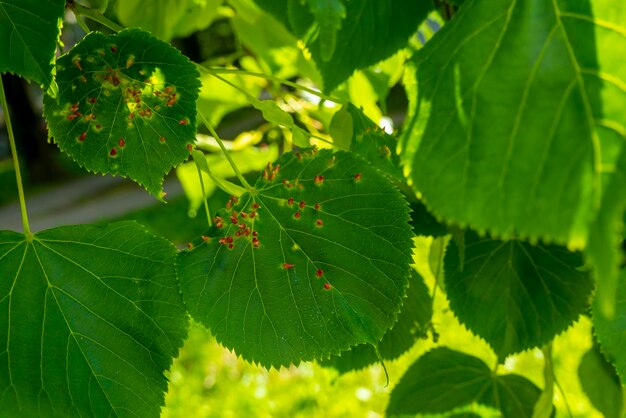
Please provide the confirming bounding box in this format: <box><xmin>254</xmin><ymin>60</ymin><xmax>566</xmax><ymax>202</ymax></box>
<box><xmin>444</xmin><ymin>231</ymin><xmax>593</xmax><ymax>359</ymax></box>
<box><xmin>386</xmin><ymin>347</ymin><xmax>543</xmax><ymax>417</ymax></box>
<box><xmin>329</xmin><ymin>106</ymin><xmax>353</xmax><ymax>150</ymax></box>
<box><xmin>197</xmin><ymin>69</ymin><xmax>262</xmax><ymax>128</ymax></box>
<box><xmin>43</xmin><ymin>28</ymin><xmax>201</xmax><ymax>198</ymax></box>
<box><xmin>178</xmin><ymin>149</ymin><xmax>413</xmax><ymax>367</ymax></box>
<box><xmin>401</xmin><ymin>0</ymin><xmax>626</xmax><ymax>245</ymax></box>
<box><xmin>0</xmin><ymin>0</ymin><xmax>65</xmax><ymax>89</ymax></box>
<box><xmin>578</xmin><ymin>343</ymin><xmax>623</xmax><ymax>418</ymax></box>
<box><xmin>230</xmin><ymin>0</ymin><xmax>317</xmax><ymax>80</ymax></box>
<box><xmin>255</xmin><ymin>0</ymin><xmax>433</xmax><ymax>92</ymax></box>
<box><xmin>252</xmin><ymin>99</ymin><xmax>295</xmax><ymax>128</ymax></box>
<box><xmin>307</xmin><ymin>0</ymin><xmax>346</xmax><ymax>61</ymax></box>
<box><xmin>321</xmin><ymin>269</ymin><xmax>432</xmax><ymax>373</ymax></box>
<box><xmin>115</xmin><ymin>0</ymin><xmax>223</xmax><ymax>41</ymax></box>
<box><xmin>346</xmin><ymin>103</ymin><xmax>403</xmax><ymax>182</ymax></box>
<box><xmin>0</xmin><ymin>221</ymin><xmax>187</xmax><ymax>417</ymax></box>
<box><xmin>587</xmin><ymin>146</ymin><xmax>626</xmax><ymax>318</ymax></box>
<box><xmin>594</xmin><ymin>268</ymin><xmax>626</xmax><ymax>385</ymax></box>
<box><xmin>411</xmin><ymin>200</ymin><xmax>449</xmax><ymax>238</ymax></box>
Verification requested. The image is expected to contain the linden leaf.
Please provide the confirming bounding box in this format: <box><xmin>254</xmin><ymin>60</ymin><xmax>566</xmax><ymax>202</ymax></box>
<box><xmin>43</xmin><ymin>28</ymin><xmax>201</xmax><ymax>198</ymax></box>
<box><xmin>345</xmin><ymin>103</ymin><xmax>403</xmax><ymax>182</ymax></box>
<box><xmin>387</xmin><ymin>347</ymin><xmax>544</xmax><ymax>418</ymax></box>
<box><xmin>444</xmin><ymin>231</ymin><xmax>593</xmax><ymax>359</ymax></box>
<box><xmin>0</xmin><ymin>221</ymin><xmax>187</xmax><ymax>417</ymax></box>
<box><xmin>115</xmin><ymin>0</ymin><xmax>223</xmax><ymax>42</ymax></box>
<box><xmin>321</xmin><ymin>269</ymin><xmax>432</xmax><ymax>373</ymax></box>
<box><xmin>307</xmin><ymin>0</ymin><xmax>346</xmax><ymax>61</ymax></box>
<box><xmin>578</xmin><ymin>343</ymin><xmax>623</xmax><ymax>418</ymax></box>
<box><xmin>401</xmin><ymin>0</ymin><xmax>626</xmax><ymax>244</ymax></box>
<box><xmin>0</xmin><ymin>0</ymin><xmax>65</xmax><ymax>89</ymax></box>
<box><xmin>178</xmin><ymin>149</ymin><xmax>413</xmax><ymax>368</ymax></box>
<box><xmin>594</xmin><ymin>268</ymin><xmax>626</xmax><ymax>385</ymax></box>
<box><xmin>254</xmin><ymin>0</ymin><xmax>433</xmax><ymax>92</ymax></box>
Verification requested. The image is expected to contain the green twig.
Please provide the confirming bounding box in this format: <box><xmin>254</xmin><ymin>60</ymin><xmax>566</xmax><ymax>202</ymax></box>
<box><xmin>75</xmin><ymin>14</ymin><xmax>91</xmax><ymax>35</ymax></box>
<box><xmin>198</xmin><ymin>66</ymin><xmax>347</xmax><ymax>105</ymax></box>
<box><xmin>0</xmin><ymin>77</ymin><xmax>32</xmax><ymax>238</ymax></box>
<box><xmin>70</xmin><ymin>2</ymin><xmax>124</xmax><ymax>32</ymax></box>
<box><xmin>196</xmin><ymin>164</ymin><xmax>213</xmax><ymax>228</ymax></box>
<box><xmin>198</xmin><ymin>113</ymin><xmax>253</xmax><ymax>191</ymax></box>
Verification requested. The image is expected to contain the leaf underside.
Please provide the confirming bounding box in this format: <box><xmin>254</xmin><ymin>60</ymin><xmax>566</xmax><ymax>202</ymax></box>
<box><xmin>0</xmin><ymin>221</ymin><xmax>188</xmax><ymax>417</ymax></box>
<box><xmin>43</xmin><ymin>28</ymin><xmax>201</xmax><ymax>198</ymax></box>
<box><xmin>401</xmin><ymin>0</ymin><xmax>626</xmax><ymax>245</ymax></box>
<box><xmin>0</xmin><ymin>0</ymin><xmax>65</xmax><ymax>88</ymax></box>
<box><xmin>178</xmin><ymin>149</ymin><xmax>414</xmax><ymax>368</ymax></box>
<box><xmin>444</xmin><ymin>231</ymin><xmax>593</xmax><ymax>359</ymax></box>
<box><xmin>386</xmin><ymin>347</ymin><xmax>543</xmax><ymax>418</ymax></box>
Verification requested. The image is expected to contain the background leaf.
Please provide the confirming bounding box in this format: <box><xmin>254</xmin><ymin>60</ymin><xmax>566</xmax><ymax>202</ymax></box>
<box><xmin>114</xmin><ymin>0</ymin><xmax>223</xmax><ymax>42</ymax></box>
<box><xmin>307</xmin><ymin>0</ymin><xmax>346</xmax><ymax>61</ymax></box>
<box><xmin>400</xmin><ymin>0</ymin><xmax>626</xmax><ymax>245</ymax></box>
<box><xmin>594</xmin><ymin>267</ymin><xmax>626</xmax><ymax>384</ymax></box>
<box><xmin>577</xmin><ymin>343</ymin><xmax>624</xmax><ymax>418</ymax></box>
<box><xmin>587</xmin><ymin>147</ymin><xmax>626</xmax><ymax>318</ymax></box>
<box><xmin>0</xmin><ymin>221</ymin><xmax>187</xmax><ymax>417</ymax></box>
<box><xmin>321</xmin><ymin>269</ymin><xmax>432</xmax><ymax>373</ymax></box>
<box><xmin>254</xmin><ymin>0</ymin><xmax>433</xmax><ymax>92</ymax></box>
<box><xmin>386</xmin><ymin>347</ymin><xmax>543</xmax><ymax>417</ymax></box>
<box><xmin>0</xmin><ymin>0</ymin><xmax>65</xmax><ymax>89</ymax></box>
<box><xmin>43</xmin><ymin>28</ymin><xmax>201</xmax><ymax>198</ymax></box>
<box><xmin>444</xmin><ymin>231</ymin><xmax>593</xmax><ymax>359</ymax></box>
<box><xmin>178</xmin><ymin>149</ymin><xmax>413</xmax><ymax>367</ymax></box>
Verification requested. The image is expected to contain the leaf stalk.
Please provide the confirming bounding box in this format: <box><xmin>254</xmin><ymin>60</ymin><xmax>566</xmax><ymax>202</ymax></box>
<box><xmin>198</xmin><ymin>112</ymin><xmax>254</xmax><ymax>191</ymax></box>
<box><xmin>70</xmin><ymin>2</ymin><xmax>124</xmax><ymax>33</ymax></box>
<box><xmin>0</xmin><ymin>77</ymin><xmax>32</xmax><ymax>238</ymax></box>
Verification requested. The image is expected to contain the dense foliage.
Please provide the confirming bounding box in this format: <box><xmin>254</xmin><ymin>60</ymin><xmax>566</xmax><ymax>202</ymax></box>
<box><xmin>0</xmin><ymin>0</ymin><xmax>624</xmax><ymax>416</ymax></box>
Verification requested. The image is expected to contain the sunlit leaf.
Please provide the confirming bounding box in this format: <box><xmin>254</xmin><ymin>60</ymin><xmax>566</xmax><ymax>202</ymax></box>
<box><xmin>43</xmin><ymin>28</ymin><xmax>201</xmax><ymax>198</ymax></box>
<box><xmin>387</xmin><ymin>347</ymin><xmax>543</xmax><ymax>418</ymax></box>
<box><xmin>587</xmin><ymin>147</ymin><xmax>626</xmax><ymax>318</ymax></box>
<box><xmin>254</xmin><ymin>0</ymin><xmax>433</xmax><ymax>92</ymax></box>
<box><xmin>178</xmin><ymin>149</ymin><xmax>413</xmax><ymax>367</ymax></box>
<box><xmin>115</xmin><ymin>0</ymin><xmax>223</xmax><ymax>41</ymax></box>
<box><xmin>0</xmin><ymin>0</ymin><xmax>65</xmax><ymax>89</ymax></box>
<box><xmin>0</xmin><ymin>222</ymin><xmax>187</xmax><ymax>417</ymax></box>
<box><xmin>444</xmin><ymin>231</ymin><xmax>593</xmax><ymax>359</ymax></box>
<box><xmin>401</xmin><ymin>0</ymin><xmax>626</xmax><ymax>245</ymax></box>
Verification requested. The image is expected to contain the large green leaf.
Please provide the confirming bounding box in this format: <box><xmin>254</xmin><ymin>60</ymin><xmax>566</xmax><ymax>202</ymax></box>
<box><xmin>444</xmin><ymin>231</ymin><xmax>593</xmax><ymax>359</ymax></box>
<box><xmin>43</xmin><ymin>28</ymin><xmax>201</xmax><ymax>198</ymax></box>
<box><xmin>594</xmin><ymin>268</ymin><xmax>626</xmax><ymax>384</ymax></box>
<box><xmin>400</xmin><ymin>0</ymin><xmax>626</xmax><ymax>245</ymax></box>
<box><xmin>178</xmin><ymin>149</ymin><xmax>413</xmax><ymax>367</ymax></box>
<box><xmin>578</xmin><ymin>343</ymin><xmax>623</xmax><ymax>418</ymax></box>
<box><xmin>0</xmin><ymin>221</ymin><xmax>187</xmax><ymax>417</ymax></box>
<box><xmin>0</xmin><ymin>0</ymin><xmax>65</xmax><ymax>89</ymax></box>
<box><xmin>115</xmin><ymin>0</ymin><xmax>223</xmax><ymax>42</ymax></box>
<box><xmin>321</xmin><ymin>269</ymin><xmax>432</xmax><ymax>373</ymax></box>
<box><xmin>254</xmin><ymin>0</ymin><xmax>433</xmax><ymax>92</ymax></box>
<box><xmin>386</xmin><ymin>347</ymin><xmax>543</xmax><ymax>417</ymax></box>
